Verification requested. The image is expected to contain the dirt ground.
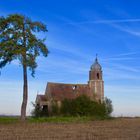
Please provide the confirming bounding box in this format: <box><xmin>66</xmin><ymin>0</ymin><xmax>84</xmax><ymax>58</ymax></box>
<box><xmin>0</xmin><ymin>118</ymin><xmax>140</xmax><ymax>140</ymax></box>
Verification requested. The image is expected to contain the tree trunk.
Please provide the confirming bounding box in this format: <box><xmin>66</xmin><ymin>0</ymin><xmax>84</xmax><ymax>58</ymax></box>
<box><xmin>21</xmin><ymin>64</ymin><xmax>28</xmax><ymax>120</ymax></box>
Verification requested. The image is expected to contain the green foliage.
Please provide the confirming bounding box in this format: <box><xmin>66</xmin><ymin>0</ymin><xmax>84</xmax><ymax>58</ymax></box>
<box><xmin>61</xmin><ymin>95</ymin><xmax>107</xmax><ymax>117</ymax></box>
<box><xmin>51</xmin><ymin>102</ymin><xmax>60</xmax><ymax>116</ymax></box>
<box><xmin>104</xmin><ymin>97</ymin><xmax>113</xmax><ymax>116</ymax></box>
<box><xmin>0</xmin><ymin>14</ymin><xmax>48</xmax><ymax>76</ymax></box>
<box><xmin>0</xmin><ymin>117</ymin><xmax>19</xmax><ymax>124</ymax></box>
<box><xmin>0</xmin><ymin>14</ymin><xmax>49</xmax><ymax>120</ymax></box>
<box><xmin>31</xmin><ymin>103</ymin><xmax>42</xmax><ymax>118</ymax></box>
<box><xmin>60</xmin><ymin>99</ymin><xmax>74</xmax><ymax>116</ymax></box>
<box><xmin>28</xmin><ymin>116</ymin><xmax>93</xmax><ymax>123</ymax></box>
<box><xmin>0</xmin><ymin>116</ymin><xmax>111</xmax><ymax>124</ymax></box>
<box><xmin>32</xmin><ymin>95</ymin><xmax>113</xmax><ymax>118</ymax></box>
<box><xmin>31</xmin><ymin>102</ymin><xmax>48</xmax><ymax>118</ymax></box>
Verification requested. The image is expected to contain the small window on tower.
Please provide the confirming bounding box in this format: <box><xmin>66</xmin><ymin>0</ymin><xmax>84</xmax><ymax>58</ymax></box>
<box><xmin>97</xmin><ymin>73</ymin><xmax>99</xmax><ymax>79</ymax></box>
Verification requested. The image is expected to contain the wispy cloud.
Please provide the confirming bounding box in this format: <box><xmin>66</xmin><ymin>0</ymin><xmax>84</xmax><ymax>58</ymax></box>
<box><xmin>108</xmin><ymin>52</ymin><xmax>140</xmax><ymax>57</ymax></box>
<box><xmin>63</xmin><ymin>17</ymin><xmax>140</xmax><ymax>37</ymax></box>
<box><xmin>37</xmin><ymin>56</ymin><xmax>89</xmax><ymax>75</ymax></box>
<box><xmin>104</xmin><ymin>68</ymin><xmax>140</xmax><ymax>80</ymax></box>
<box><xmin>102</xmin><ymin>52</ymin><xmax>140</xmax><ymax>62</ymax></box>
<box><xmin>47</xmin><ymin>40</ymin><xmax>94</xmax><ymax>60</ymax></box>
<box><xmin>102</xmin><ymin>52</ymin><xmax>140</xmax><ymax>80</ymax></box>
<box><xmin>102</xmin><ymin>57</ymin><xmax>136</xmax><ymax>62</ymax></box>
<box><xmin>110</xmin><ymin>23</ymin><xmax>140</xmax><ymax>37</ymax></box>
<box><xmin>112</xmin><ymin>64</ymin><xmax>140</xmax><ymax>73</ymax></box>
<box><xmin>66</xmin><ymin>18</ymin><xmax>140</xmax><ymax>25</ymax></box>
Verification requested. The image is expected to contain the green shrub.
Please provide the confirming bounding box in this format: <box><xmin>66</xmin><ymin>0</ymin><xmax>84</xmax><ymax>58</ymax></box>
<box><xmin>31</xmin><ymin>95</ymin><xmax>113</xmax><ymax>118</ymax></box>
<box><xmin>31</xmin><ymin>102</ymin><xmax>48</xmax><ymax>118</ymax></box>
<box><xmin>51</xmin><ymin>102</ymin><xmax>60</xmax><ymax>116</ymax></box>
<box><xmin>104</xmin><ymin>97</ymin><xmax>113</xmax><ymax>116</ymax></box>
<box><xmin>61</xmin><ymin>95</ymin><xmax>108</xmax><ymax>117</ymax></box>
<box><xmin>60</xmin><ymin>99</ymin><xmax>73</xmax><ymax>116</ymax></box>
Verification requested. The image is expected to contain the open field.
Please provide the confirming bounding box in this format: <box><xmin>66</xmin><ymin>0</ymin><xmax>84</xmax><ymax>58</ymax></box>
<box><xmin>0</xmin><ymin>117</ymin><xmax>140</xmax><ymax>140</ymax></box>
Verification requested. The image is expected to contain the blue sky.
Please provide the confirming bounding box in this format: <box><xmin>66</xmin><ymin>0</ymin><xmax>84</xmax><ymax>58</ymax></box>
<box><xmin>0</xmin><ymin>0</ymin><xmax>140</xmax><ymax>116</ymax></box>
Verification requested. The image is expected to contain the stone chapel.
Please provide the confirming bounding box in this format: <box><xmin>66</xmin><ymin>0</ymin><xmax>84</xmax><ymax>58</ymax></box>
<box><xmin>36</xmin><ymin>57</ymin><xmax>104</xmax><ymax>114</ymax></box>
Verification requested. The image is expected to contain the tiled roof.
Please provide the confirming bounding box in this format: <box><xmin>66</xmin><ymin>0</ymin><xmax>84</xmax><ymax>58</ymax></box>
<box><xmin>45</xmin><ymin>82</ymin><xmax>91</xmax><ymax>101</ymax></box>
<box><xmin>36</xmin><ymin>95</ymin><xmax>47</xmax><ymax>103</ymax></box>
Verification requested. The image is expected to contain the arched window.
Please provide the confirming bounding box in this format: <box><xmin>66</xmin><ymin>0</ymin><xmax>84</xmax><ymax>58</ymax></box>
<box><xmin>97</xmin><ymin>73</ymin><xmax>99</xmax><ymax>79</ymax></box>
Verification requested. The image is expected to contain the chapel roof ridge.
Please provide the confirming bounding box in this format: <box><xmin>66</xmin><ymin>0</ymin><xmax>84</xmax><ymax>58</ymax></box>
<box><xmin>47</xmin><ymin>82</ymin><xmax>88</xmax><ymax>86</ymax></box>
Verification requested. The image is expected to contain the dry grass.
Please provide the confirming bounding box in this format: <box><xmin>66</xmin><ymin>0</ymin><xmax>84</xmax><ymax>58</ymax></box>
<box><xmin>0</xmin><ymin>118</ymin><xmax>140</xmax><ymax>140</ymax></box>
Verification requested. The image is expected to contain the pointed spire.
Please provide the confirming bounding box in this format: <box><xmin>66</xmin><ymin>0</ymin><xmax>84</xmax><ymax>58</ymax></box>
<box><xmin>91</xmin><ymin>54</ymin><xmax>102</xmax><ymax>70</ymax></box>
<box><xmin>95</xmin><ymin>53</ymin><xmax>98</xmax><ymax>62</ymax></box>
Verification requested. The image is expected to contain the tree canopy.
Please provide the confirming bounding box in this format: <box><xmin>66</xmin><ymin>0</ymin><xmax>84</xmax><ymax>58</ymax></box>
<box><xmin>0</xmin><ymin>14</ymin><xmax>48</xmax><ymax>76</ymax></box>
<box><xmin>0</xmin><ymin>14</ymin><xmax>49</xmax><ymax>120</ymax></box>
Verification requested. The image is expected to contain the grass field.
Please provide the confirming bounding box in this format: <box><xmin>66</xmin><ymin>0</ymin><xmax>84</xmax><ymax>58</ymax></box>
<box><xmin>0</xmin><ymin>117</ymin><xmax>140</xmax><ymax>140</ymax></box>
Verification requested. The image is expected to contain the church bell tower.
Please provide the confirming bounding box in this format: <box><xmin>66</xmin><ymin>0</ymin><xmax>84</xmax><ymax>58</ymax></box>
<box><xmin>88</xmin><ymin>56</ymin><xmax>104</xmax><ymax>102</ymax></box>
